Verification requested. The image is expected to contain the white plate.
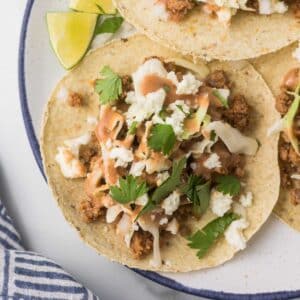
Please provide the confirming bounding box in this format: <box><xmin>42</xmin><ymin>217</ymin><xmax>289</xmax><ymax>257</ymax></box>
<box><xmin>19</xmin><ymin>0</ymin><xmax>300</xmax><ymax>298</ymax></box>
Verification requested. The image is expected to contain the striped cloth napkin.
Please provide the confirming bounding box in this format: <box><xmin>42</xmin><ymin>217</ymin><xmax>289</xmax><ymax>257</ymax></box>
<box><xmin>0</xmin><ymin>200</ymin><xmax>98</xmax><ymax>300</ymax></box>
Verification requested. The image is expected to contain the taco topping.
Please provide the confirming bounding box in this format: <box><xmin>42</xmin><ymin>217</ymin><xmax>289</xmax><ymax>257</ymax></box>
<box><xmin>55</xmin><ymin>58</ymin><xmax>257</xmax><ymax>266</ymax></box>
<box><xmin>153</xmin><ymin>0</ymin><xmax>299</xmax><ymax>23</ymax></box>
<box><xmin>269</xmin><ymin>68</ymin><xmax>300</xmax><ymax>205</ymax></box>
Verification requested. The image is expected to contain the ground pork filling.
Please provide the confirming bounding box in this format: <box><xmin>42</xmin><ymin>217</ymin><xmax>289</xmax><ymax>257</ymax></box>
<box><xmin>157</xmin><ymin>0</ymin><xmax>299</xmax><ymax>22</ymax></box>
<box><xmin>56</xmin><ymin>57</ymin><xmax>255</xmax><ymax>264</ymax></box>
<box><xmin>276</xmin><ymin>68</ymin><xmax>300</xmax><ymax>205</ymax></box>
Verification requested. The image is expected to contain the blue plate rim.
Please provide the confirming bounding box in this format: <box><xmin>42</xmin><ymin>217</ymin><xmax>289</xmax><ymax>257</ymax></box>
<box><xmin>18</xmin><ymin>1</ymin><xmax>300</xmax><ymax>299</ymax></box>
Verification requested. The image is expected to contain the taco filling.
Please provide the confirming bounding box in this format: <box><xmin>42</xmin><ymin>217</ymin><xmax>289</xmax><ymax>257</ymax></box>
<box><xmin>269</xmin><ymin>68</ymin><xmax>300</xmax><ymax>205</ymax></box>
<box><xmin>153</xmin><ymin>0</ymin><xmax>300</xmax><ymax>23</ymax></box>
<box><xmin>54</xmin><ymin>57</ymin><xmax>258</xmax><ymax>267</ymax></box>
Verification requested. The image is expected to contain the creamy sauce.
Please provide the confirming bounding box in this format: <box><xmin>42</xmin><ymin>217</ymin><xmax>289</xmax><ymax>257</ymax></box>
<box><xmin>96</xmin><ymin>105</ymin><xmax>125</xmax><ymax>144</ymax></box>
<box><xmin>140</xmin><ymin>74</ymin><xmax>195</xmax><ymax>105</ymax></box>
<box><xmin>138</xmin><ymin>216</ymin><xmax>162</xmax><ymax>268</ymax></box>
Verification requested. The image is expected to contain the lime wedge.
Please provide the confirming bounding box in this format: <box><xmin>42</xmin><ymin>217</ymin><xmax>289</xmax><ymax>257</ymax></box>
<box><xmin>47</xmin><ymin>12</ymin><xmax>98</xmax><ymax>69</ymax></box>
<box><xmin>69</xmin><ymin>0</ymin><xmax>116</xmax><ymax>14</ymax></box>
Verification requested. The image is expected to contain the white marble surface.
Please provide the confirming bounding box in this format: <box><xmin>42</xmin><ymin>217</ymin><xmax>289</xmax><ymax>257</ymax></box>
<box><xmin>0</xmin><ymin>1</ymin><xmax>201</xmax><ymax>299</ymax></box>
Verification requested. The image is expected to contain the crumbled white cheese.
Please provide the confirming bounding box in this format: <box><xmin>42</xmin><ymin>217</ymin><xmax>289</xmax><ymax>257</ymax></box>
<box><xmin>55</xmin><ymin>133</ymin><xmax>92</xmax><ymax>179</ymax></box>
<box><xmin>258</xmin><ymin>0</ymin><xmax>273</xmax><ymax>14</ymax></box>
<box><xmin>130</xmin><ymin>161</ymin><xmax>146</xmax><ymax>177</ymax></box>
<box><xmin>156</xmin><ymin>172</ymin><xmax>170</xmax><ymax>186</ymax></box>
<box><xmin>165</xmin><ymin>100</ymin><xmax>190</xmax><ymax>137</ymax></box>
<box><xmin>239</xmin><ymin>192</ymin><xmax>253</xmax><ymax>207</ymax></box>
<box><xmin>176</xmin><ymin>73</ymin><xmax>202</xmax><ymax>95</ymax></box>
<box><xmin>109</xmin><ymin>147</ymin><xmax>134</xmax><ymax>168</ymax></box>
<box><xmin>159</xmin><ymin>217</ymin><xmax>169</xmax><ymax>225</ymax></box>
<box><xmin>274</xmin><ymin>1</ymin><xmax>288</xmax><ymax>13</ymax></box>
<box><xmin>106</xmin><ymin>205</ymin><xmax>123</xmax><ymax>223</ymax></box>
<box><xmin>202</xmin><ymin>0</ymin><xmax>248</xmax><ymax>9</ymax></box>
<box><xmin>291</xmin><ymin>174</ymin><xmax>300</xmax><ymax>180</ymax></box>
<box><xmin>232</xmin><ymin>202</ymin><xmax>247</xmax><ymax>219</ymax></box>
<box><xmin>293</xmin><ymin>43</ymin><xmax>300</xmax><ymax>62</ymax></box>
<box><xmin>166</xmin><ymin>218</ymin><xmax>179</xmax><ymax>235</ymax></box>
<box><xmin>258</xmin><ymin>0</ymin><xmax>287</xmax><ymax>14</ymax></box>
<box><xmin>210</xmin><ymin>190</ymin><xmax>233</xmax><ymax>217</ymax></box>
<box><xmin>136</xmin><ymin>194</ymin><xmax>149</xmax><ymax>206</ymax></box>
<box><xmin>167</xmin><ymin>71</ymin><xmax>179</xmax><ymax>85</ymax></box>
<box><xmin>55</xmin><ymin>147</ymin><xmax>86</xmax><ymax>179</ymax></box>
<box><xmin>161</xmin><ymin>191</ymin><xmax>181</xmax><ymax>215</ymax></box>
<box><xmin>203</xmin><ymin>153</ymin><xmax>222</xmax><ymax>169</ymax></box>
<box><xmin>132</xmin><ymin>58</ymin><xmax>167</xmax><ymax>96</ymax></box>
<box><xmin>64</xmin><ymin>133</ymin><xmax>92</xmax><ymax>157</ymax></box>
<box><xmin>225</xmin><ymin>219</ymin><xmax>249</xmax><ymax>250</ymax></box>
<box><xmin>126</xmin><ymin>89</ymin><xmax>166</xmax><ymax>126</ymax></box>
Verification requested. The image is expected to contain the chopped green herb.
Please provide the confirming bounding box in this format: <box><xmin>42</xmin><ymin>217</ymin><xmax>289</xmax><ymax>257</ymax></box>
<box><xmin>95</xmin><ymin>66</ymin><xmax>122</xmax><ymax>105</ymax></box>
<box><xmin>148</xmin><ymin>124</ymin><xmax>176</xmax><ymax>155</ymax></box>
<box><xmin>128</xmin><ymin>121</ymin><xmax>138</xmax><ymax>135</ymax></box>
<box><xmin>135</xmin><ymin>157</ymin><xmax>187</xmax><ymax>220</ymax></box>
<box><xmin>135</xmin><ymin>200</ymin><xmax>156</xmax><ymax>221</ymax></box>
<box><xmin>151</xmin><ymin>157</ymin><xmax>186</xmax><ymax>204</ymax></box>
<box><xmin>216</xmin><ymin>175</ymin><xmax>241</xmax><ymax>197</ymax></box>
<box><xmin>110</xmin><ymin>175</ymin><xmax>148</xmax><ymax>204</ymax></box>
<box><xmin>181</xmin><ymin>175</ymin><xmax>210</xmax><ymax>217</ymax></box>
<box><xmin>210</xmin><ymin>130</ymin><xmax>216</xmax><ymax>141</ymax></box>
<box><xmin>187</xmin><ymin>213</ymin><xmax>239</xmax><ymax>259</ymax></box>
<box><xmin>95</xmin><ymin>16</ymin><xmax>123</xmax><ymax>35</ymax></box>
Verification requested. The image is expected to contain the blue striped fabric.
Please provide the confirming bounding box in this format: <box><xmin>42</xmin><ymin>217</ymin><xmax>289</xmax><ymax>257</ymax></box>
<box><xmin>0</xmin><ymin>201</ymin><xmax>98</xmax><ymax>299</ymax></box>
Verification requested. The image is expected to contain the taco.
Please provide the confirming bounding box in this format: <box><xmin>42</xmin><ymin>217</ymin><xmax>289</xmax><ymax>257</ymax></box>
<box><xmin>114</xmin><ymin>0</ymin><xmax>300</xmax><ymax>61</ymax></box>
<box><xmin>253</xmin><ymin>43</ymin><xmax>300</xmax><ymax>231</ymax></box>
<box><xmin>41</xmin><ymin>35</ymin><xmax>280</xmax><ymax>272</ymax></box>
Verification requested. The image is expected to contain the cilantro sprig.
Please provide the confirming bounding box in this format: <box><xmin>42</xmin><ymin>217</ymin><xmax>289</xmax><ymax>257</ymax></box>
<box><xmin>215</xmin><ymin>175</ymin><xmax>241</xmax><ymax>197</ymax></box>
<box><xmin>148</xmin><ymin>124</ymin><xmax>176</xmax><ymax>155</ymax></box>
<box><xmin>135</xmin><ymin>157</ymin><xmax>187</xmax><ymax>220</ymax></box>
<box><xmin>95</xmin><ymin>66</ymin><xmax>122</xmax><ymax>105</ymax></box>
<box><xmin>187</xmin><ymin>213</ymin><xmax>239</xmax><ymax>259</ymax></box>
<box><xmin>110</xmin><ymin>175</ymin><xmax>148</xmax><ymax>204</ymax></box>
<box><xmin>181</xmin><ymin>175</ymin><xmax>210</xmax><ymax>217</ymax></box>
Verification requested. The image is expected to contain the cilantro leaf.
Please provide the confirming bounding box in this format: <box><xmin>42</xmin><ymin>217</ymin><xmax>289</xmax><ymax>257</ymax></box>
<box><xmin>128</xmin><ymin>121</ymin><xmax>138</xmax><ymax>135</ymax></box>
<box><xmin>187</xmin><ymin>213</ymin><xmax>239</xmax><ymax>259</ymax></box>
<box><xmin>152</xmin><ymin>157</ymin><xmax>186</xmax><ymax>204</ymax></box>
<box><xmin>181</xmin><ymin>175</ymin><xmax>210</xmax><ymax>217</ymax></box>
<box><xmin>95</xmin><ymin>66</ymin><xmax>122</xmax><ymax>104</ymax></box>
<box><xmin>110</xmin><ymin>175</ymin><xmax>148</xmax><ymax>204</ymax></box>
<box><xmin>215</xmin><ymin>175</ymin><xmax>241</xmax><ymax>197</ymax></box>
<box><xmin>95</xmin><ymin>16</ymin><xmax>123</xmax><ymax>35</ymax></box>
<box><xmin>148</xmin><ymin>124</ymin><xmax>176</xmax><ymax>155</ymax></box>
<box><xmin>135</xmin><ymin>157</ymin><xmax>187</xmax><ymax>220</ymax></box>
